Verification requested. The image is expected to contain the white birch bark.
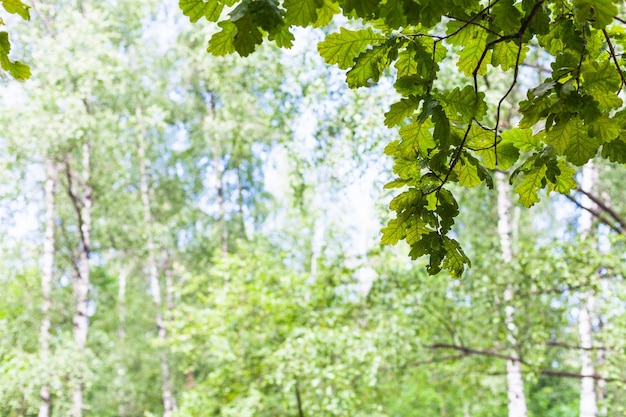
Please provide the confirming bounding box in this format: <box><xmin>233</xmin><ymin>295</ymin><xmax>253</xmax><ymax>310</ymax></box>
<box><xmin>117</xmin><ymin>265</ymin><xmax>128</xmax><ymax>416</ymax></box>
<box><xmin>68</xmin><ymin>143</ymin><xmax>92</xmax><ymax>417</ymax></box>
<box><xmin>578</xmin><ymin>163</ymin><xmax>598</xmax><ymax>417</ymax></box>
<box><xmin>138</xmin><ymin>131</ymin><xmax>176</xmax><ymax>417</ymax></box>
<box><xmin>213</xmin><ymin>152</ymin><xmax>227</xmax><ymax>258</ymax></box>
<box><xmin>39</xmin><ymin>159</ymin><xmax>58</xmax><ymax>417</ymax></box>
<box><xmin>496</xmin><ymin>170</ymin><xmax>527</xmax><ymax>417</ymax></box>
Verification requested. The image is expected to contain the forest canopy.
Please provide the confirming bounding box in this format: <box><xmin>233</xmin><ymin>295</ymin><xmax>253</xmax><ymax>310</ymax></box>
<box><xmin>181</xmin><ymin>0</ymin><xmax>626</xmax><ymax>276</ymax></box>
<box><xmin>2</xmin><ymin>0</ymin><xmax>626</xmax><ymax>416</ymax></box>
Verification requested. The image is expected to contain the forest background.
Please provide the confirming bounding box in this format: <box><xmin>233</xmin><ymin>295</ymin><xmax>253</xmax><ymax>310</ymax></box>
<box><xmin>1</xmin><ymin>0</ymin><xmax>626</xmax><ymax>416</ymax></box>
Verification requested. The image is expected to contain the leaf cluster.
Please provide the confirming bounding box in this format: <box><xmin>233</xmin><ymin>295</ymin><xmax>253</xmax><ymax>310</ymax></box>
<box><xmin>0</xmin><ymin>0</ymin><xmax>30</xmax><ymax>79</ymax></box>
<box><xmin>183</xmin><ymin>0</ymin><xmax>626</xmax><ymax>276</ymax></box>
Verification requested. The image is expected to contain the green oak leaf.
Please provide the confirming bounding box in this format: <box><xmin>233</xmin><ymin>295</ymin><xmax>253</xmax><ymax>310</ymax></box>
<box><xmin>601</xmin><ymin>138</ymin><xmax>626</xmax><ymax>163</ymax></box>
<box><xmin>492</xmin><ymin>42</ymin><xmax>528</xmax><ymax>71</ymax></box>
<box><xmin>588</xmin><ymin>116</ymin><xmax>620</xmax><ymax>142</ymax></box>
<box><xmin>454</xmin><ymin>154</ymin><xmax>482</xmax><ymax>187</ymax></box>
<box><xmin>284</xmin><ymin>0</ymin><xmax>322</xmax><ymax>27</ymax></box>
<box><xmin>546</xmin><ymin>160</ymin><xmax>577</xmax><ymax>194</ymax></box>
<box><xmin>447</xmin><ymin>22</ymin><xmax>490</xmax><ymax>76</ymax></box>
<box><xmin>479</xmin><ymin>142</ymin><xmax>520</xmax><ymax>170</ymax></box>
<box><xmin>179</xmin><ymin>0</ymin><xmax>224</xmax><ymax>22</ymax></box>
<box><xmin>397</xmin><ymin>119</ymin><xmax>436</xmax><ymax>158</ymax></box>
<box><xmin>546</xmin><ymin>116</ymin><xmax>601</xmax><ymax>165</ymax></box>
<box><xmin>314</xmin><ymin>0</ymin><xmax>340</xmax><ymax>27</ymax></box>
<box><xmin>389</xmin><ymin>188</ymin><xmax>422</xmax><ymax>211</ymax></box>
<box><xmin>583</xmin><ymin>60</ymin><xmax>622</xmax><ymax>93</ymax></box>
<box><xmin>268</xmin><ymin>24</ymin><xmax>295</xmax><ymax>48</ymax></box>
<box><xmin>439</xmin><ymin>86</ymin><xmax>487</xmax><ymax>123</ymax></box>
<box><xmin>491</xmin><ymin>0</ymin><xmax>522</xmax><ymax>33</ymax></box>
<box><xmin>466</xmin><ymin>124</ymin><xmax>494</xmax><ymax>149</ymax></box>
<box><xmin>406</xmin><ymin>219</ymin><xmax>430</xmax><ymax>246</ymax></box>
<box><xmin>0</xmin><ymin>32</ymin><xmax>30</xmax><ymax>80</ymax></box>
<box><xmin>573</xmin><ymin>0</ymin><xmax>618</xmax><ymax>29</ymax></box>
<box><xmin>2</xmin><ymin>0</ymin><xmax>30</xmax><ymax>20</ymax></box>
<box><xmin>233</xmin><ymin>14</ymin><xmax>263</xmax><ymax>56</ymax></box>
<box><xmin>514</xmin><ymin>165</ymin><xmax>547</xmax><ymax>207</ymax></box>
<box><xmin>346</xmin><ymin>43</ymin><xmax>389</xmax><ymax>88</ymax></box>
<box><xmin>379</xmin><ymin>0</ymin><xmax>406</xmax><ymax>28</ymax></box>
<box><xmin>341</xmin><ymin>0</ymin><xmax>379</xmax><ymax>18</ymax></box>
<box><xmin>384</xmin><ymin>96</ymin><xmax>421</xmax><ymax>128</ymax></box>
<box><xmin>384</xmin><ymin>178</ymin><xmax>411</xmax><ymax>189</ymax></box>
<box><xmin>317</xmin><ymin>27</ymin><xmax>385</xmax><ymax>70</ymax></box>
<box><xmin>435</xmin><ymin>188</ymin><xmax>458</xmax><ymax>233</ymax></box>
<box><xmin>442</xmin><ymin>237</ymin><xmax>470</xmax><ymax>277</ymax></box>
<box><xmin>207</xmin><ymin>21</ymin><xmax>237</xmax><ymax>55</ymax></box>
<box><xmin>392</xmin><ymin>158</ymin><xmax>421</xmax><ymax>179</ymax></box>
<box><xmin>381</xmin><ymin>218</ymin><xmax>406</xmax><ymax>245</ymax></box>
<box><xmin>501</xmin><ymin>128</ymin><xmax>541</xmax><ymax>151</ymax></box>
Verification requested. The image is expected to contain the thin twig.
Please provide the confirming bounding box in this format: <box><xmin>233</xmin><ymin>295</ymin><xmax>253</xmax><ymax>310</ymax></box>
<box><xmin>563</xmin><ymin>194</ymin><xmax>624</xmax><ymax>235</ymax></box>
<box><xmin>602</xmin><ymin>28</ymin><xmax>626</xmax><ymax>92</ymax></box>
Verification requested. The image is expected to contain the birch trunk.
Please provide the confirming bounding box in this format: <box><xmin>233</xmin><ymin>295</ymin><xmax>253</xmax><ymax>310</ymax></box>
<box><xmin>67</xmin><ymin>143</ymin><xmax>92</xmax><ymax>417</ymax></box>
<box><xmin>138</xmin><ymin>132</ymin><xmax>176</xmax><ymax>417</ymax></box>
<box><xmin>495</xmin><ymin>170</ymin><xmax>527</xmax><ymax>417</ymax></box>
<box><xmin>214</xmin><ymin>152</ymin><xmax>227</xmax><ymax>258</ymax></box>
<box><xmin>39</xmin><ymin>159</ymin><xmax>58</xmax><ymax>417</ymax></box>
<box><xmin>205</xmin><ymin>89</ymin><xmax>228</xmax><ymax>258</ymax></box>
<box><xmin>117</xmin><ymin>265</ymin><xmax>128</xmax><ymax>416</ymax></box>
<box><xmin>578</xmin><ymin>163</ymin><xmax>598</xmax><ymax>417</ymax></box>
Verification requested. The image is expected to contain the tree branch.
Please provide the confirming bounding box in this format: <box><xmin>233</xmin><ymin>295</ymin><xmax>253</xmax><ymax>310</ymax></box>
<box><xmin>563</xmin><ymin>194</ymin><xmax>625</xmax><ymax>235</ymax></box>
<box><xmin>425</xmin><ymin>343</ymin><xmax>519</xmax><ymax>363</ymax></box>
<box><xmin>577</xmin><ymin>186</ymin><xmax>626</xmax><ymax>232</ymax></box>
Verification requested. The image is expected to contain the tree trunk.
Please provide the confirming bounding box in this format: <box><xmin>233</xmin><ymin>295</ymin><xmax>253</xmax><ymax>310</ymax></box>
<box><xmin>578</xmin><ymin>163</ymin><xmax>598</xmax><ymax>417</ymax></box>
<box><xmin>495</xmin><ymin>170</ymin><xmax>527</xmax><ymax>417</ymax></box>
<box><xmin>66</xmin><ymin>143</ymin><xmax>92</xmax><ymax>417</ymax></box>
<box><xmin>138</xmin><ymin>130</ymin><xmax>176</xmax><ymax>417</ymax></box>
<box><xmin>236</xmin><ymin>164</ymin><xmax>245</xmax><ymax>235</ymax></box>
<box><xmin>205</xmin><ymin>91</ymin><xmax>228</xmax><ymax>258</ymax></box>
<box><xmin>214</xmin><ymin>152</ymin><xmax>227</xmax><ymax>258</ymax></box>
<box><xmin>39</xmin><ymin>159</ymin><xmax>58</xmax><ymax>417</ymax></box>
<box><xmin>117</xmin><ymin>265</ymin><xmax>128</xmax><ymax>416</ymax></box>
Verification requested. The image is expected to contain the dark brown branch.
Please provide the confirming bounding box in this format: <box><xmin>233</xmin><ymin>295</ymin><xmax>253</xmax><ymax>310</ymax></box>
<box><xmin>615</xmin><ymin>16</ymin><xmax>626</xmax><ymax>25</ymax></box>
<box><xmin>494</xmin><ymin>40</ymin><xmax>524</xmax><ymax>165</ymax></box>
<box><xmin>446</xmin><ymin>0</ymin><xmax>502</xmax><ymax>39</ymax></box>
<box><xmin>545</xmin><ymin>341</ymin><xmax>618</xmax><ymax>352</ymax></box>
<box><xmin>472</xmin><ymin>0</ymin><xmax>546</xmax><ymax>92</ymax></box>
<box><xmin>295</xmin><ymin>380</ymin><xmax>304</xmax><ymax>417</ymax></box>
<box><xmin>433</xmin><ymin>122</ymin><xmax>474</xmax><ymax>193</ymax></box>
<box><xmin>65</xmin><ymin>158</ymin><xmax>91</xmax><ymax>256</ymax></box>
<box><xmin>563</xmin><ymin>194</ymin><xmax>625</xmax><ymax>235</ymax></box>
<box><xmin>30</xmin><ymin>0</ymin><xmax>56</xmax><ymax>38</ymax></box>
<box><xmin>425</xmin><ymin>343</ymin><xmax>519</xmax><ymax>363</ymax></box>
<box><xmin>577</xmin><ymin>186</ymin><xmax>626</xmax><ymax>232</ymax></box>
<box><xmin>602</xmin><ymin>29</ymin><xmax>625</xmax><ymax>92</ymax></box>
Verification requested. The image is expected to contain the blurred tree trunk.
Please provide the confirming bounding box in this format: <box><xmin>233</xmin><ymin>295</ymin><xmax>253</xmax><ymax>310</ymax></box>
<box><xmin>138</xmin><ymin>126</ymin><xmax>176</xmax><ymax>417</ymax></box>
<box><xmin>66</xmin><ymin>142</ymin><xmax>93</xmax><ymax>417</ymax></box>
<box><xmin>496</xmin><ymin>170</ymin><xmax>528</xmax><ymax>417</ymax></box>
<box><xmin>38</xmin><ymin>158</ymin><xmax>58</xmax><ymax>417</ymax></box>
<box><xmin>117</xmin><ymin>264</ymin><xmax>129</xmax><ymax>416</ymax></box>
<box><xmin>578</xmin><ymin>163</ymin><xmax>598</xmax><ymax>417</ymax></box>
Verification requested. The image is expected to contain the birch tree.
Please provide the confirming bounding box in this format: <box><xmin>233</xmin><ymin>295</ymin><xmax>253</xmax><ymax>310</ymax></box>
<box><xmin>496</xmin><ymin>170</ymin><xmax>528</xmax><ymax>417</ymax></box>
<box><xmin>38</xmin><ymin>158</ymin><xmax>59</xmax><ymax>417</ymax></box>
<box><xmin>137</xmin><ymin>122</ymin><xmax>177</xmax><ymax>416</ymax></box>
<box><xmin>578</xmin><ymin>162</ymin><xmax>599</xmax><ymax>417</ymax></box>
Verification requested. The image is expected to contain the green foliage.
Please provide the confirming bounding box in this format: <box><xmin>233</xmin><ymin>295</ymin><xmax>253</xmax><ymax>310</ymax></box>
<box><xmin>0</xmin><ymin>0</ymin><xmax>30</xmax><ymax>79</ymax></box>
<box><xmin>185</xmin><ymin>0</ymin><xmax>626</xmax><ymax>275</ymax></box>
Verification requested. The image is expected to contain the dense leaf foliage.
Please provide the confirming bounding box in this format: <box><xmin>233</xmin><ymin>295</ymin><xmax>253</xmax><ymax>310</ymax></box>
<box><xmin>182</xmin><ymin>0</ymin><xmax>626</xmax><ymax>276</ymax></box>
<box><xmin>0</xmin><ymin>0</ymin><xmax>30</xmax><ymax>79</ymax></box>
